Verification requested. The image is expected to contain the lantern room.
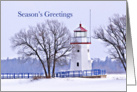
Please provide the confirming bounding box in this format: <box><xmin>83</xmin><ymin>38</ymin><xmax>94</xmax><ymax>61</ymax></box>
<box><xmin>70</xmin><ymin>24</ymin><xmax>91</xmax><ymax>44</ymax></box>
<box><xmin>74</xmin><ymin>24</ymin><xmax>87</xmax><ymax>37</ymax></box>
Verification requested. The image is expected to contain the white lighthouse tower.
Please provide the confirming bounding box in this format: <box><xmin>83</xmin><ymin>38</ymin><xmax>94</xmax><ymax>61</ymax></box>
<box><xmin>70</xmin><ymin>24</ymin><xmax>93</xmax><ymax>71</ymax></box>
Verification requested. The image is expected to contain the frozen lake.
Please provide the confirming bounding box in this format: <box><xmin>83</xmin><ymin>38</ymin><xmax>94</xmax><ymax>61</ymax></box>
<box><xmin>1</xmin><ymin>74</ymin><xmax>126</xmax><ymax>91</ymax></box>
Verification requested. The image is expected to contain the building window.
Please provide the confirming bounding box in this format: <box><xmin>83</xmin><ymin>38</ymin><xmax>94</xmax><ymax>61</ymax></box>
<box><xmin>77</xmin><ymin>62</ymin><xmax>79</xmax><ymax>67</ymax></box>
<box><xmin>77</xmin><ymin>50</ymin><xmax>80</xmax><ymax>52</ymax></box>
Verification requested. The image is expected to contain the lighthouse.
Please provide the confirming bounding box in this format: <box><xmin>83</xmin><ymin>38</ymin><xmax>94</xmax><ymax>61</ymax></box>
<box><xmin>70</xmin><ymin>24</ymin><xmax>93</xmax><ymax>71</ymax></box>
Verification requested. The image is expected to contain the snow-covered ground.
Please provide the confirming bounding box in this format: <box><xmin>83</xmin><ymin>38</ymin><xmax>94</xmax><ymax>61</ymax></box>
<box><xmin>1</xmin><ymin>74</ymin><xmax>126</xmax><ymax>91</ymax></box>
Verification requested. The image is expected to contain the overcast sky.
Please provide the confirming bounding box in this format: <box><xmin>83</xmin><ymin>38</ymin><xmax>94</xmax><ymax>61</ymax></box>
<box><xmin>1</xmin><ymin>1</ymin><xmax>126</xmax><ymax>60</ymax></box>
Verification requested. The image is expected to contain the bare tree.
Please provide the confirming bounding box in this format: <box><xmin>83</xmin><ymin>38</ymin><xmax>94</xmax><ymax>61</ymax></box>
<box><xmin>11</xmin><ymin>20</ymin><xmax>72</xmax><ymax>78</ymax></box>
<box><xmin>93</xmin><ymin>14</ymin><xmax>126</xmax><ymax>71</ymax></box>
<box><xmin>11</xmin><ymin>29</ymin><xmax>48</xmax><ymax>77</ymax></box>
<box><xmin>45</xmin><ymin>20</ymin><xmax>72</xmax><ymax>77</ymax></box>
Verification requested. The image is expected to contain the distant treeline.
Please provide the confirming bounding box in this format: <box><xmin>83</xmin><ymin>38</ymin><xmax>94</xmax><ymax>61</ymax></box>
<box><xmin>1</xmin><ymin>57</ymin><xmax>125</xmax><ymax>74</ymax></box>
<box><xmin>1</xmin><ymin>57</ymin><xmax>70</xmax><ymax>73</ymax></box>
<box><xmin>92</xmin><ymin>57</ymin><xmax>125</xmax><ymax>74</ymax></box>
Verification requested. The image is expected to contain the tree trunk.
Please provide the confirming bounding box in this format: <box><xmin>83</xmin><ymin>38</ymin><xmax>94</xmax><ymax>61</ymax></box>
<box><xmin>113</xmin><ymin>45</ymin><xmax>126</xmax><ymax>71</ymax></box>
<box><xmin>36</xmin><ymin>52</ymin><xmax>48</xmax><ymax>77</ymax></box>
<box><xmin>38</xmin><ymin>59</ymin><xmax>47</xmax><ymax>77</ymax></box>
<box><xmin>42</xmin><ymin>63</ymin><xmax>48</xmax><ymax>77</ymax></box>
<box><xmin>47</xmin><ymin>59</ymin><xmax>51</xmax><ymax>78</ymax></box>
<box><xmin>52</xmin><ymin>60</ymin><xmax>56</xmax><ymax>77</ymax></box>
<box><xmin>119</xmin><ymin>58</ymin><xmax>126</xmax><ymax>71</ymax></box>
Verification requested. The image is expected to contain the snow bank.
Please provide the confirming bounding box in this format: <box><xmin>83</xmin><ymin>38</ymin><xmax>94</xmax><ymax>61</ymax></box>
<box><xmin>1</xmin><ymin>74</ymin><xmax>126</xmax><ymax>91</ymax></box>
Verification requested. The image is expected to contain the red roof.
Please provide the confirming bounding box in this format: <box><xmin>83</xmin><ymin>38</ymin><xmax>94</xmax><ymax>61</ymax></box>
<box><xmin>74</xmin><ymin>24</ymin><xmax>87</xmax><ymax>32</ymax></box>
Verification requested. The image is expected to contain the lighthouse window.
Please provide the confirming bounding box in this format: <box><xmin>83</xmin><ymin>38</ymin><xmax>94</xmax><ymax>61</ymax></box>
<box><xmin>77</xmin><ymin>62</ymin><xmax>79</xmax><ymax>67</ymax></box>
<box><xmin>77</xmin><ymin>50</ymin><xmax>80</xmax><ymax>52</ymax></box>
<box><xmin>88</xmin><ymin>49</ymin><xmax>89</xmax><ymax>52</ymax></box>
<box><xmin>81</xmin><ymin>32</ymin><xmax>86</xmax><ymax>37</ymax></box>
<box><xmin>75</xmin><ymin>32</ymin><xmax>86</xmax><ymax>37</ymax></box>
